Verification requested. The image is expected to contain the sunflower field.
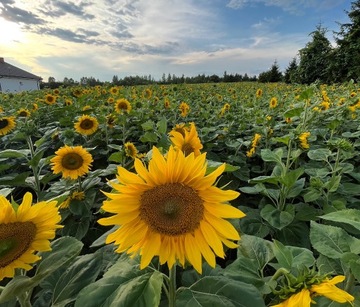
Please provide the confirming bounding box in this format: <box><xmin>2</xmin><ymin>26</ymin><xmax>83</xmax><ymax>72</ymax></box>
<box><xmin>0</xmin><ymin>81</ymin><xmax>360</xmax><ymax>306</ymax></box>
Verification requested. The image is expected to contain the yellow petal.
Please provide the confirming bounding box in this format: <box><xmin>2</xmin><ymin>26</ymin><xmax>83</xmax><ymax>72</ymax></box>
<box><xmin>185</xmin><ymin>233</ymin><xmax>203</xmax><ymax>274</ymax></box>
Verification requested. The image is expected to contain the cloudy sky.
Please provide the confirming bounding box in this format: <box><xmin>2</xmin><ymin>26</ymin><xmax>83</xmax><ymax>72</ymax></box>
<box><xmin>0</xmin><ymin>0</ymin><xmax>352</xmax><ymax>82</ymax></box>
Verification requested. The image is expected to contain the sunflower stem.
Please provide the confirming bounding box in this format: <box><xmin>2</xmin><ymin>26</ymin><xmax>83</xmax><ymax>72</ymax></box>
<box><xmin>17</xmin><ymin>292</ymin><xmax>32</xmax><ymax>307</ymax></box>
<box><xmin>77</xmin><ymin>177</ymin><xmax>83</xmax><ymax>192</ymax></box>
<box><xmin>168</xmin><ymin>265</ymin><xmax>177</xmax><ymax>307</ymax></box>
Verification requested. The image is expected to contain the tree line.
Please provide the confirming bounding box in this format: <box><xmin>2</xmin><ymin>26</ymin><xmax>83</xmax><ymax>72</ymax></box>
<box><xmin>42</xmin><ymin>0</ymin><xmax>359</xmax><ymax>89</ymax></box>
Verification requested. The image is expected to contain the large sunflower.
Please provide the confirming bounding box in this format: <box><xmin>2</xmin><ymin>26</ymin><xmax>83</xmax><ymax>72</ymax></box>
<box><xmin>0</xmin><ymin>116</ymin><xmax>16</xmax><ymax>136</ymax></box>
<box><xmin>0</xmin><ymin>192</ymin><xmax>62</xmax><ymax>280</ymax></box>
<box><xmin>74</xmin><ymin>115</ymin><xmax>99</xmax><ymax>136</ymax></box>
<box><xmin>98</xmin><ymin>146</ymin><xmax>245</xmax><ymax>274</ymax></box>
<box><xmin>169</xmin><ymin>122</ymin><xmax>203</xmax><ymax>157</ymax></box>
<box><xmin>50</xmin><ymin>145</ymin><xmax>93</xmax><ymax>179</ymax></box>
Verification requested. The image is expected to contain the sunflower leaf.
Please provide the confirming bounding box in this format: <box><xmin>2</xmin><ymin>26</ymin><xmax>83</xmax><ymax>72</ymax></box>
<box><xmin>176</xmin><ymin>276</ymin><xmax>265</xmax><ymax>307</ymax></box>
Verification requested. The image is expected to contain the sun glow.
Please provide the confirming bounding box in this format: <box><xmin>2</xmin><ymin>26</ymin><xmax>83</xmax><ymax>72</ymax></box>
<box><xmin>0</xmin><ymin>18</ymin><xmax>25</xmax><ymax>44</ymax></box>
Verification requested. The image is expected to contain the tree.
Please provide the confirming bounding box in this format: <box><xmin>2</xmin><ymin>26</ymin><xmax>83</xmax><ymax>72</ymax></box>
<box><xmin>284</xmin><ymin>58</ymin><xmax>298</xmax><ymax>83</ymax></box>
<box><xmin>258</xmin><ymin>60</ymin><xmax>283</xmax><ymax>83</ymax></box>
<box><xmin>332</xmin><ymin>0</ymin><xmax>360</xmax><ymax>82</ymax></box>
<box><xmin>297</xmin><ymin>25</ymin><xmax>333</xmax><ymax>84</ymax></box>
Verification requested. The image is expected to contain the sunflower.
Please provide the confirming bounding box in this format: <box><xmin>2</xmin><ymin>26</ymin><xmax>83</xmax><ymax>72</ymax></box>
<box><xmin>0</xmin><ymin>192</ymin><xmax>62</xmax><ymax>280</ymax></box>
<box><xmin>272</xmin><ymin>276</ymin><xmax>354</xmax><ymax>307</ymax></box>
<box><xmin>17</xmin><ymin>108</ymin><xmax>31</xmax><ymax>117</ymax></box>
<box><xmin>115</xmin><ymin>98</ymin><xmax>131</xmax><ymax>114</ymax></box>
<box><xmin>169</xmin><ymin>122</ymin><xmax>203</xmax><ymax>157</ymax></box>
<box><xmin>44</xmin><ymin>94</ymin><xmax>56</xmax><ymax>105</ymax></box>
<box><xmin>299</xmin><ymin>132</ymin><xmax>311</xmax><ymax>150</ymax></box>
<box><xmin>110</xmin><ymin>86</ymin><xmax>120</xmax><ymax>95</ymax></box>
<box><xmin>74</xmin><ymin>115</ymin><xmax>99</xmax><ymax>136</ymax></box>
<box><xmin>164</xmin><ymin>98</ymin><xmax>171</xmax><ymax>109</ymax></box>
<box><xmin>0</xmin><ymin>116</ymin><xmax>16</xmax><ymax>136</ymax></box>
<box><xmin>98</xmin><ymin>146</ymin><xmax>245</xmax><ymax>274</ymax></box>
<box><xmin>106</xmin><ymin>114</ymin><xmax>116</xmax><ymax>128</ymax></box>
<box><xmin>269</xmin><ymin>97</ymin><xmax>278</xmax><ymax>108</ymax></box>
<box><xmin>179</xmin><ymin>102</ymin><xmax>190</xmax><ymax>117</ymax></box>
<box><xmin>256</xmin><ymin>88</ymin><xmax>263</xmax><ymax>98</ymax></box>
<box><xmin>50</xmin><ymin>145</ymin><xmax>93</xmax><ymax>179</ymax></box>
<box><xmin>124</xmin><ymin>142</ymin><xmax>138</xmax><ymax>158</ymax></box>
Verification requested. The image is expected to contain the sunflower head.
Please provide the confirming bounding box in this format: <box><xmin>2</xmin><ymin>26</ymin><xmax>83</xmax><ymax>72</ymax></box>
<box><xmin>179</xmin><ymin>102</ymin><xmax>190</xmax><ymax>117</ymax></box>
<box><xmin>170</xmin><ymin>122</ymin><xmax>203</xmax><ymax>157</ymax></box>
<box><xmin>74</xmin><ymin>115</ymin><xmax>99</xmax><ymax>136</ymax></box>
<box><xmin>0</xmin><ymin>116</ymin><xmax>16</xmax><ymax>136</ymax></box>
<box><xmin>45</xmin><ymin>94</ymin><xmax>56</xmax><ymax>105</ymax></box>
<box><xmin>124</xmin><ymin>142</ymin><xmax>138</xmax><ymax>158</ymax></box>
<box><xmin>0</xmin><ymin>192</ymin><xmax>62</xmax><ymax>280</ymax></box>
<box><xmin>17</xmin><ymin>108</ymin><xmax>31</xmax><ymax>117</ymax></box>
<box><xmin>115</xmin><ymin>98</ymin><xmax>131</xmax><ymax>114</ymax></box>
<box><xmin>50</xmin><ymin>145</ymin><xmax>93</xmax><ymax>179</ymax></box>
<box><xmin>98</xmin><ymin>145</ymin><xmax>245</xmax><ymax>274</ymax></box>
<box><xmin>270</xmin><ymin>97</ymin><xmax>278</xmax><ymax>108</ymax></box>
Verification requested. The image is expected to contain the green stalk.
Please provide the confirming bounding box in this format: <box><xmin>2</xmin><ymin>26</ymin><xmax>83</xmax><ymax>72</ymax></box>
<box><xmin>26</xmin><ymin>136</ymin><xmax>41</xmax><ymax>201</ymax></box>
<box><xmin>168</xmin><ymin>265</ymin><xmax>177</xmax><ymax>307</ymax></box>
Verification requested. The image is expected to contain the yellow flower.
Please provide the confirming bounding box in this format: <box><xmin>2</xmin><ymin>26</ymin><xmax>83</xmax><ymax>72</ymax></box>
<box><xmin>17</xmin><ymin>108</ymin><xmax>31</xmax><ymax>117</ymax></box>
<box><xmin>0</xmin><ymin>116</ymin><xmax>16</xmax><ymax>136</ymax></box>
<box><xmin>246</xmin><ymin>133</ymin><xmax>261</xmax><ymax>157</ymax></box>
<box><xmin>98</xmin><ymin>146</ymin><xmax>245</xmax><ymax>274</ymax></box>
<box><xmin>106</xmin><ymin>114</ymin><xmax>116</xmax><ymax>128</ymax></box>
<box><xmin>143</xmin><ymin>88</ymin><xmax>152</xmax><ymax>99</ymax></box>
<box><xmin>44</xmin><ymin>94</ymin><xmax>56</xmax><ymax>105</ymax></box>
<box><xmin>310</xmin><ymin>275</ymin><xmax>354</xmax><ymax>304</ymax></box>
<box><xmin>74</xmin><ymin>115</ymin><xmax>99</xmax><ymax>136</ymax></box>
<box><xmin>256</xmin><ymin>88</ymin><xmax>263</xmax><ymax>98</ymax></box>
<box><xmin>115</xmin><ymin>98</ymin><xmax>132</xmax><ymax>114</ymax></box>
<box><xmin>32</xmin><ymin>103</ymin><xmax>39</xmax><ymax>111</ymax></box>
<box><xmin>124</xmin><ymin>142</ymin><xmax>138</xmax><ymax>158</ymax></box>
<box><xmin>299</xmin><ymin>132</ymin><xmax>311</xmax><ymax>149</ymax></box>
<box><xmin>110</xmin><ymin>86</ymin><xmax>120</xmax><ymax>95</ymax></box>
<box><xmin>273</xmin><ymin>275</ymin><xmax>354</xmax><ymax>307</ymax></box>
<box><xmin>169</xmin><ymin>122</ymin><xmax>203</xmax><ymax>157</ymax></box>
<box><xmin>50</xmin><ymin>145</ymin><xmax>93</xmax><ymax>180</ymax></box>
<box><xmin>164</xmin><ymin>98</ymin><xmax>171</xmax><ymax>109</ymax></box>
<box><xmin>0</xmin><ymin>192</ymin><xmax>62</xmax><ymax>280</ymax></box>
<box><xmin>272</xmin><ymin>288</ymin><xmax>313</xmax><ymax>307</ymax></box>
<box><xmin>179</xmin><ymin>101</ymin><xmax>190</xmax><ymax>117</ymax></box>
<box><xmin>270</xmin><ymin>97</ymin><xmax>278</xmax><ymax>108</ymax></box>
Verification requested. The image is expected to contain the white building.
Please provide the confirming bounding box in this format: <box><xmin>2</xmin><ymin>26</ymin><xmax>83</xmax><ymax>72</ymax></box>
<box><xmin>0</xmin><ymin>57</ymin><xmax>41</xmax><ymax>93</ymax></box>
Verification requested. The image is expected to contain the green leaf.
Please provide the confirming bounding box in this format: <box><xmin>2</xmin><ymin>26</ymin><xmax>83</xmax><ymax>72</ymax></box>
<box><xmin>310</xmin><ymin>221</ymin><xmax>360</xmax><ymax>259</ymax></box>
<box><xmin>324</xmin><ymin>175</ymin><xmax>342</xmax><ymax>192</ymax></box>
<box><xmin>108</xmin><ymin>151</ymin><xmax>124</xmax><ymax>163</ymax></box>
<box><xmin>272</xmin><ymin>240</ymin><xmax>293</xmax><ymax>271</ymax></box>
<box><xmin>239</xmin><ymin>183</ymin><xmax>266</xmax><ymax>194</ymax></box>
<box><xmin>0</xmin><ymin>188</ymin><xmax>14</xmax><ymax>197</ymax></box>
<box><xmin>340</xmin><ymin>183</ymin><xmax>360</xmax><ymax>195</ymax></box>
<box><xmin>156</xmin><ymin>117</ymin><xmax>167</xmax><ymax>134</ymax></box>
<box><xmin>141</xmin><ymin>120</ymin><xmax>154</xmax><ymax>131</ymax></box>
<box><xmin>280</xmin><ymin>168</ymin><xmax>304</xmax><ymax>188</ymax></box>
<box><xmin>0</xmin><ymin>149</ymin><xmax>30</xmax><ymax>159</ymax></box>
<box><xmin>303</xmin><ymin>188</ymin><xmax>322</xmax><ymax>202</ymax></box>
<box><xmin>52</xmin><ymin>253</ymin><xmax>103</xmax><ymax>307</ymax></box>
<box><xmin>36</xmin><ymin>237</ymin><xmax>83</xmax><ymax>276</ymax></box>
<box><xmin>237</xmin><ymin>234</ymin><xmax>274</xmax><ymax>269</ymax></box>
<box><xmin>260</xmin><ymin>204</ymin><xmax>295</xmax><ymax>230</ymax></box>
<box><xmin>75</xmin><ymin>254</ymin><xmax>162</xmax><ymax>307</ymax></box>
<box><xmin>260</xmin><ymin>148</ymin><xmax>283</xmax><ymax>164</ymax></box>
<box><xmin>140</xmin><ymin>131</ymin><xmax>158</xmax><ymax>143</ymax></box>
<box><xmin>307</xmin><ymin>148</ymin><xmax>332</xmax><ymax>161</ymax></box>
<box><xmin>176</xmin><ymin>276</ymin><xmax>266</xmax><ymax>307</ymax></box>
<box><xmin>320</xmin><ymin>209</ymin><xmax>360</xmax><ymax>232</ymax></box>
<box><xmin>249</xmin><ymin>175</ymin><xmax>279</xmax><ymax>185</ymax></box>
<box><xmin>287</xmin><ymin>178</ymin><xmax>305</xmax><ymax>198</ymax></box>
<box><xmin>283</xmin><ymin>107</ymin><xmax>304</xmax><ymax>118</ymax></box>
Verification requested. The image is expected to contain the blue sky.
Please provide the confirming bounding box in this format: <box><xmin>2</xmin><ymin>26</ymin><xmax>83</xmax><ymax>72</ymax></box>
<box><xmin>0</xmin><ymin>0</ymin><xmax>352</xmax><ymax>82</ymax></box>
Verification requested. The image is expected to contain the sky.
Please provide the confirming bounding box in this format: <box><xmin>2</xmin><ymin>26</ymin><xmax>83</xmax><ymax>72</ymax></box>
<box><xmin>0</xmin><ymin>0</ymin><xmax>353</xmax><ymax>82</ymax></box>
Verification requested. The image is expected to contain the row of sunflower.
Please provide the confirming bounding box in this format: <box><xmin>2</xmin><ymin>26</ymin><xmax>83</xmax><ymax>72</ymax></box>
<box><xmin>0</xmin><ymin>81</ymin><xmax>359</xmax><ymax>306</ymax></box>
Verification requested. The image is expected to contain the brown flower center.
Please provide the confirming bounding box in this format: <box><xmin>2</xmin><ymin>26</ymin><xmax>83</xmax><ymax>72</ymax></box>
<box><xmin>0</xmin><ymin>222</ymin><xmax>37</xmax><ymax>268</ymax></box>
<box><xmin>182</xmin><ymin>143</ymin><xmax>194</xmax><ymax>156</ymax></box>
<box><xmin>0</xmin><ymin>119</ymin><xmax>9</xmax><ymax>129</ymax></box>
<box><xmin>62</xmin><ymin>153</ymin><xmax>84</xmax><ymax>170</ymax></box>
<box><xmin>80</xmin><ymin>119</ymin><xmax>94</xmax><ymax>130</ymax></box>
<box><xmin>140</xmin><ymin>183</ymin><xmax>204</xmax><ymax>236</ymax></box>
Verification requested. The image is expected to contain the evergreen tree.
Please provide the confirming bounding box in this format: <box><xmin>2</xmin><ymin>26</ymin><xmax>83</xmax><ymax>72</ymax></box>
<box><xmin>297</xmin><ymin>25</ymin><xmax>333</xmax><ymax>84</ymax></box>
<box><xmin>332</xmin><ymin>0</ymin><xmax>360</xmax><ymax>82</ymax></box>
<box><xmin>284</xmin><ymin>58</ymin><xmax>298</xmax><ymax>83</ymax></box>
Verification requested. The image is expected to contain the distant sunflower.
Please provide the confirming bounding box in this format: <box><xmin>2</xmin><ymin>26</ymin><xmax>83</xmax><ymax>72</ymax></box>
<box><xmin>179</xmin><ymin>101</ymin><xmax>190</xmax><ymax>117</ymax></box>
<box><xmin>110</xmin><ymin>86</ymin><xmax>120</xmax><ymax>95</ymax></box>
<box><xmin>0</xmin><ymin>192</ymin><xmax>62</xmax><ymax>280</ymax></box>
<box><xmin>98</xmin><ymin>146</ymin><xmax>245</xmax><ymax>274</ymax></box>
<box><xmin>299</xmin><ymin>132</ymin><xmax>311</xmax><ymax>150</ymax></box>
<box><xmin>115</xmin><ymin>98</ymin><xmax>132</xmax><ymax>114</ymax></box>
<box><xmin>0</xmin><ymin>116</ymin><xmax>16</xmax><ymax>136</ymax></box>
<box><xmin>143</xmin><ymin>88</ymin><xmax>152</xmax><ymax>99</ymax></box>
<box><xmin>170</xmin><ymin>122</ymin><xmax>203</xmax><ymax>157</ymax></box>
<box><xmin>50</xmin><ymin>145</ymin><xmax>93</xmax><ymax>179</ymax></box>
<box><xmin>106</xmin><ymin>114</ymin><xmax>116</xmax><ymax>128</ymax></box>
<box><xmin>74</xmin><ymin>115</ymin><xmax>99</xmax><ymax>135</ymax></box>
<box><xmin>124</xmin><ymin>142</ymin><xmax>138</xmax><ymax>158</ymax></box>
<box><xmin>164</xmin><ymin>98</ymin><xmax>171</xmax><ymax>109</ymax></box>
<box><xmin>45</xmin><ymin>94</ymin><xmax>56</xmax><ymax>105</ymax></box>
<box><xmin>256</xmin><ymin>88</ymin><xmax>263</xmax><ymax>98</ymax></box>
<box><xmin>17</xmin><ymin>108</ymin><xmax>31</xmax><ymax>117</ymax></box>
<box><xmin>269</xmin><ymin>97</ymin><xmax>278</xmax><ymax>108</ymax></box>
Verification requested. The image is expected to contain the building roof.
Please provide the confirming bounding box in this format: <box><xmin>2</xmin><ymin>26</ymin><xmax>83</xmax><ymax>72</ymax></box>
<box><xmin>0</xmin><ymin>57</ymin><xmax>41</xmax><ymax>80</ymax></box>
